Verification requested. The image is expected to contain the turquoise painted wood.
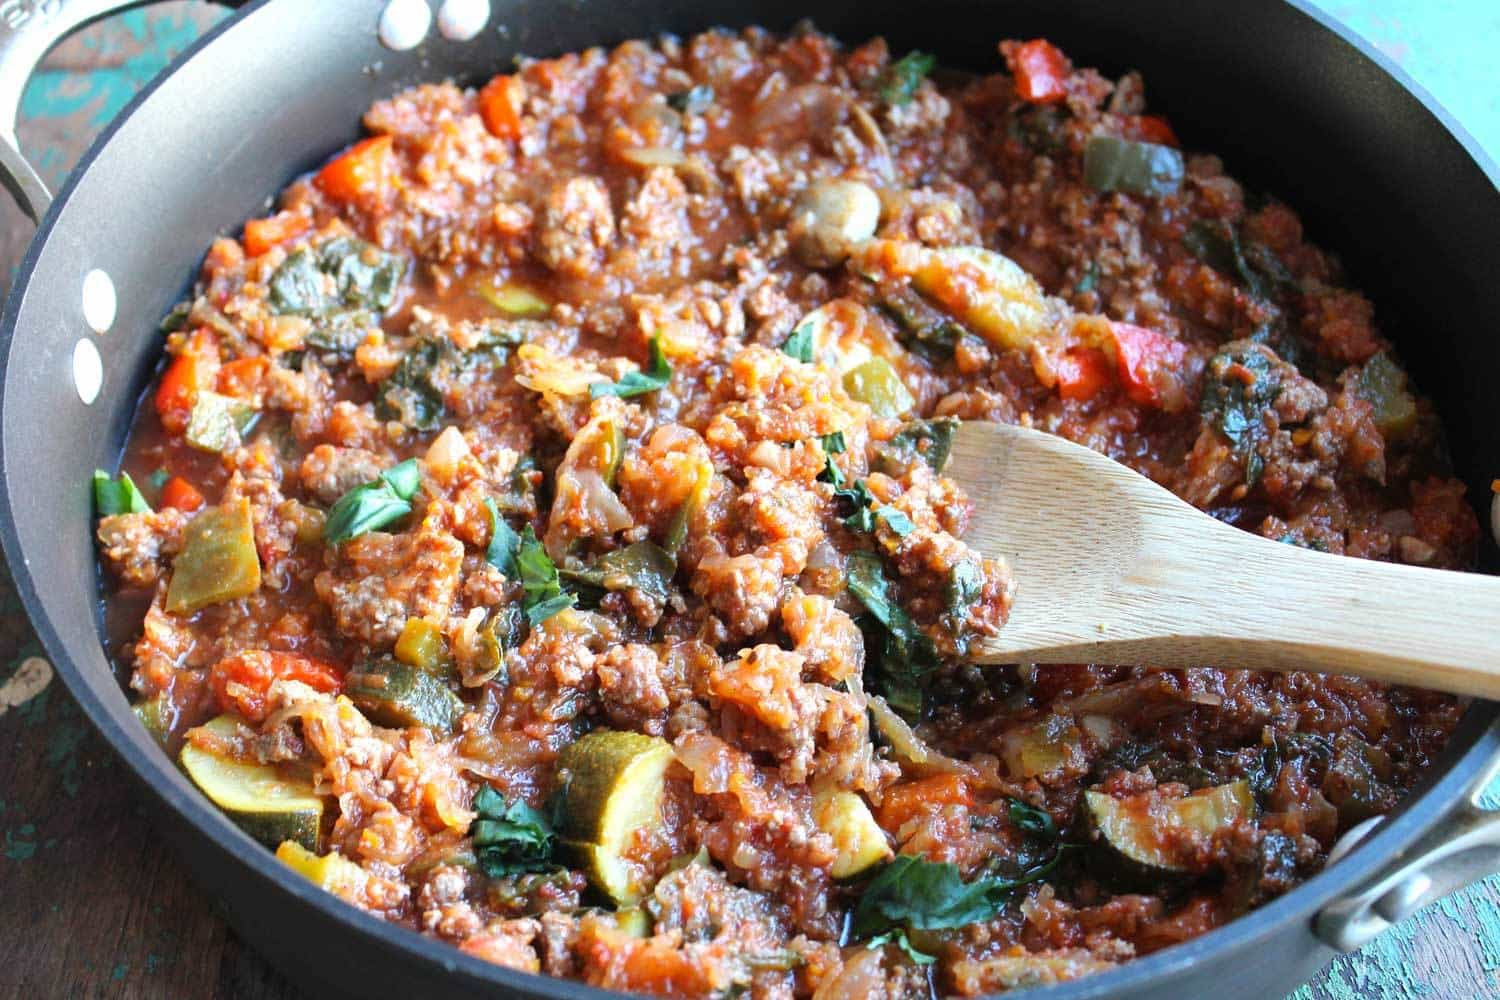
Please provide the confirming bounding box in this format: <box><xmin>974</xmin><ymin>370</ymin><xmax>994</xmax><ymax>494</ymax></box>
<box><xmin>0</xmin><ymin>2</ymin><xmax>1494</xmax><ymax>997</ymax></box>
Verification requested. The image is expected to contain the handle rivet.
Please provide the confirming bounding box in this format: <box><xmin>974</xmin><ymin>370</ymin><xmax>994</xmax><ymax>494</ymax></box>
<box><xmin>72</xmin><ymin>338</ymin><xmax>102</xmax><ymax>405</ymax></box>
<box><xmin>437</xmin><ymin>0</ymin><xmax>488</xmax><ymax>41</ymax></box>
<box><xmin>81</xmin><ymin>268</ymin><xmax>115</xmax><ymax>334</ymax></box>
<box><xmin>379</xmin><ymin>0</ymin><xmax>432</xmax><ymax>51</ymax></box>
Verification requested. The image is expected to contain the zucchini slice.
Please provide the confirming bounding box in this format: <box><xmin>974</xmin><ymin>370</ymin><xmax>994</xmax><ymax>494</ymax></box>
<box><xmin>1085</xmin><ymin>779</ymin><xmax>1254</xmax><ymax>873</ymax></box>
<box><xmin>275</xmin><ymin>841</ymin><xmax>368</xmax><ymax>897</ymax></box>
<box><xmin>344</xmin><ymin>657</ymin><xmax>464</xmax><ymax>733</ymax></box>
<box><xmin>180</xmin><ymin>715</ymin><xmax>323</xmax><ymax>851</ymax></box>
<box><xmin>813</xmin><ymin>787</ymin><xmax>892</xmax><ymax>878</ymax></box>
<box><xmin>555</xmin><ymin>730</ymin><xmax>675</xmax><ymax>904</ymax></box>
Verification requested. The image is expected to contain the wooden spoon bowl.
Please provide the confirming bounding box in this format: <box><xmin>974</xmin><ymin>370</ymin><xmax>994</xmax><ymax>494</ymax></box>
<box><xmin>947</xmin><ymin>421</ymin><xmax>1500</xmax><ymax>698</ymax></box>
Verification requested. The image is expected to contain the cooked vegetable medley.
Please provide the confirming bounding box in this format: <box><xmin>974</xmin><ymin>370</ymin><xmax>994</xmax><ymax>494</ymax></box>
<box><xmin>98</xmin><ymin>30</ymin><xmax>1479</xmax><ymax>997</ymax></box>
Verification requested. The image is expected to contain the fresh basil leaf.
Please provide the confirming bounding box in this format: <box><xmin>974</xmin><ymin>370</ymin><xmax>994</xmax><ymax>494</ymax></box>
<box><xmin>93</xmin><ymin>470</ymin><xmax>152</xmax><ymax>516</ymax></box>
<box><xmin>848</xmin><ymin>552</ymin><xmax>938</xmax><ymax>719</ymax></box>
<box><xmin>851</xmin><ymin>849</ymin><xmax>1069</xmax><ymax>943</ymax></box>
<box><xmin>471</xmin><ymin>785</ymin><xmax>556</xmax><ymax>877</ymax></box>
<box><xmin>380</xmin><ymin>459</ymin><xmax>422</xmax><ymax>499</ymax></box>
<box><xmin>484</xmin><ymin>498</ymin><xmax>521</xmax><ymax>577</ymax></box>
<box><xmin>879</xmin><ymin>51</ymin><xmax>936</xmax><ymax>106</ymax></box>
<box><xmin>590</xmin><ymin>335</ymin><xmax>671</xmax><ymax>399</ymax></box>
<box><xmin>781</xmin><ymin>323</ymin><xmax>815</xmax><ymax>363</ymax></box>
<box><xmin>850</xmin><ymin>855</ymin><xmax>1007</xmax><ymax>938</ymax></box>
<box><xmin>848</xmin><ymin>552</ymin><xmax>915</xmax><ymax>640</ymax></box>
<box><xmin>324</xmin><ymin>459</ymin><xmax>421</xmax><ymax>544</ymax></box>
<box><xmin>818</xmin><ymin>432</ymin><xmax>848</xmax><ymax>487</ymax></box>
<box><xmin>941</xmin><ymin>559</ymin><xmax>984</xmax><ymax>647</ymax></box>
<box><xmin>1007</xmin><ymin>799</ymin><xmax>1056</xmax><ymax>840</ymax></box>
<box><xmin>837</xmin><ymin>479</ymin><xmax>914</xmax><ymax>536</ymax></box>
<box><xmin>516</xmin><ymin>526</ymin><xmax>576</xmax><ymax>624</ymax></box>
<box><xmin>835</xmin><ymin>480</ymin><xmax>876</xmax><ymax>532</ymax></box>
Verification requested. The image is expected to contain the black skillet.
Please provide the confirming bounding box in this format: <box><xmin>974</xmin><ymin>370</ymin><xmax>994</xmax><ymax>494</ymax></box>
<box><xmin>1</xmin><ymin>1</ymin><xmax>1497</xmax><ymax>997</ymax></box>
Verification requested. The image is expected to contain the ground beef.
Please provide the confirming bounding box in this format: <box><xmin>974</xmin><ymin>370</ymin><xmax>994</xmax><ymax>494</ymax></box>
<box><xmin>100</xmin><ymin>26</ymin><xmax>1480</xmax><ymax>1000</ymax></box>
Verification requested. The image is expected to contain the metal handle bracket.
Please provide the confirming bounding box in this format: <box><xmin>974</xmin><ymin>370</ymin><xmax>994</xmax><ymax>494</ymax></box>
<box><xmin>1316</xmin><ymin>740</ymin><xmax>1500</xmax><ymax>952</ymax></box>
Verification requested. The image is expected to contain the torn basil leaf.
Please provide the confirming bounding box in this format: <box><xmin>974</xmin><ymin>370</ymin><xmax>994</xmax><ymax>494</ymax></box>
<box><xmin>323</xmin><ymin>458</ymin><xmax>422</xmax><ymax>544</ymax></box>
<box><xmin>591</xmin><ymin>336</ymin><xmax>671</xmax><ymax>399</ymax></box>
<box><xmin>484</xmin><ymin>497</ymin><xmax>521</xmax><ymax>578</ymax></box>
<box><xmin>781</xmin><ymin>323</ymin><xmax>815</xmax><ymax>364</ymax></box>
<box><xmin>516</xmin><ymin>526</ymin><xmax>576</xmax><ymax>624</ymax></box>
<box><xmin>848</xmin><ymin>551</ymin><xmax>937</xmax><ymax>720</ymax></box>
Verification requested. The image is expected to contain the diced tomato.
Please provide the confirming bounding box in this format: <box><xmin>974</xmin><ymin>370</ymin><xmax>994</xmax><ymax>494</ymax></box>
<box><xmin>242</xmin><ymin>210</ymin><xmax>310</xmax><ymax>257</ymax></box>
<box><xmin>878</xmin><ymin>774</ymin><xmax>973</xmax><ymax>832</ymax></box>
<box><xmin>216</xmin><ymin>356</ymin><xmax>269</xmax><ymax>399</ymax></box>
<box><xmin>209</xmin><ymin>650</ymin><xmax>343</xmax><ymax>722</ymax></box>
<box><xmin>1122</xmin><ymin>115</ymin><xmax>1178</xmax><ymax>147</ymax></box>
<box><xmin>1010</xmin><ymin>39</ymin><xmax>1071</xmax><ymax>105</ymax></box>
<box><xmin>1109</xmin><ymin>322</ymin><xmax>1193</xmax><ymax>410</ymax></box>
<box><xmin>154</xmin><ymin>330</ymin><xmax>217</xmax><ymax>435</ymax></box>
<box><xmin>478</xmin><ymin>74</ymin><xmax>526</xmax><ymax>140</ymax></box>
<box><xmin>314</xmin><ymin>135</ymin><xmax>394</xmax><ymax>204</ymax></box>
<box><xmin>1055</xmin><ymin>346</ymin><xmax>1113</xmax><ymax>401</ymax></box>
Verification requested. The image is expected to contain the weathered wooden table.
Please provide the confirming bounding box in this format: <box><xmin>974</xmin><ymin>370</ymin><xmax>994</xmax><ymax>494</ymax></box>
<box><xmin>1</xmin><ymin>3</ymin><xmax>1496</xmax><ymax>997</ymax></box>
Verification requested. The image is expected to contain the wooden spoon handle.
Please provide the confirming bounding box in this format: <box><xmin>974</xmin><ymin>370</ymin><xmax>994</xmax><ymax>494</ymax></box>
<box><xmin>977</xmin><ymin>522</ymin><xmax>1500</xmax><ymax>698</ymax></box>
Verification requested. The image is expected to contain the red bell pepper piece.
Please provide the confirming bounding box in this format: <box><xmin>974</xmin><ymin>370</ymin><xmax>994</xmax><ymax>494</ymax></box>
<box><xmin>478</xmin><ymin>74</ymin><xmax>526</xmax><ymax>140</ymax></box>
<box><xmin>1011</xmin><ymin>39</ymin><xmax>1071</xmax><ymax>105</ymax></box>
<box><xmin>243</xmin><ymin>210</ymin><xmax>310</xmax><ymax>257</ymax></box>
<box><xmin>209</xmin><ymin>650</ymin><xmax>343</xmax><ymax>722</ymax></box>
<box><xmin>1110</xmin><ymin>322</ymin><xmax>1191</xmax><ymax>409</ymax></box>
<box><xmin>314</xmin><ymin>135</ymin><xmax>394</xmax><ymax>204</ymax></box>
<box><xmin>1055</xmin><ymin>346</ymin><xmax>1114</xmax><ymax>401</ymax></box>
<box><xmin>159</xmin><ymin>476</ymin><xmax>205</xmax><ymax>513</ymax></box>
<box><xmin>154</xmin><ymin>330</ymin><xmax>217</xmax><ymax>435</ymax></box>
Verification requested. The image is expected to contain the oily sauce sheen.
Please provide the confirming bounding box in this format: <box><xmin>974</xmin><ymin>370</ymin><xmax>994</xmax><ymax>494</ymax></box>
<box><xmin>96</xmin><ymin>29</ymin><xmax>1477</xmax><ymax>998</ymax></box>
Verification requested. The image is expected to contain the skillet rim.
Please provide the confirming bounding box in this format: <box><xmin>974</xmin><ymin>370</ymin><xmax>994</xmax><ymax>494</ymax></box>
<box><xmin>0</xmin><ymin>0</ymin><xmax>1496</xmax><ymax>996</ymax></box>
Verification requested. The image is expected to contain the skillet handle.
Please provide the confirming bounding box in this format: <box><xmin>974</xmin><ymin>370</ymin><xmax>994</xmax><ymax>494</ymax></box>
<box><xmin>0</xmin><ymin>0</ymin><xmax>239</xmax><ymax>224</ymax></box>
<box><xmin>1315</xmin><ymin>724</ymin><xmax>1500</xmax><ymax>952</ymax></box>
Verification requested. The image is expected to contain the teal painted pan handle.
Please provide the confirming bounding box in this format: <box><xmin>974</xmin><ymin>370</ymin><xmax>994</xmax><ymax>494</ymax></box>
<box><xmin>0</xmin><ymin>0</ymin><xmax>245</xmax><ymax>224</ymax></box>
<box><xmin>0</xmin><ymin>0</ymin><xmax>159</xmax><ymax>223</ymax></box>
<box><xmin>1317</xmin><ymin>718</ymin><xmax>1500</xmax><ymax>951</ymax></box>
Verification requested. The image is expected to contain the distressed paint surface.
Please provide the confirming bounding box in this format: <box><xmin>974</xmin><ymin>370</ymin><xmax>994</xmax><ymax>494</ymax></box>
<box><xmin>0</xmin><ymin>3</ymin><xmax>1495</xmax><ymax>997</ymax></box>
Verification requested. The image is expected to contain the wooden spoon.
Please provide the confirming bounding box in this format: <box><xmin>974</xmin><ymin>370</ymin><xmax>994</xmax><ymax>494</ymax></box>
<box><xmin>947</xmin><ymin>421</ymin><xmax>1500</xmax><ymax>698</ymax></box>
